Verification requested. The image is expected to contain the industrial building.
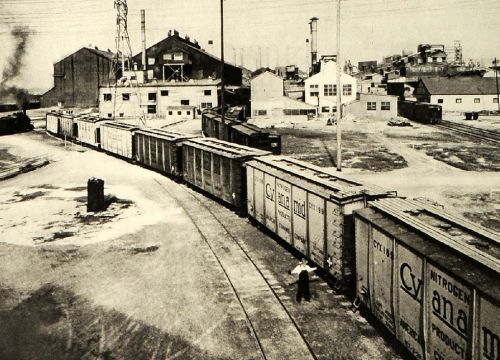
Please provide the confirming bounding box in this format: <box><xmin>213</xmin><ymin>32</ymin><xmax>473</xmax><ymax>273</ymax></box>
<box><xmin>304</xmin><ymin>60</ymin><xmax>357</xmax><ymax>115</ymax></box>
<box><xmin>345</xmin><ymin>93</ymin><xmax>398</xmax><ymax>119</ymax></box>
<box><xmin>132</xmin><ymin>30</ymin><xmax>242</xmax><ymax>86</ymax></box>
<box><xmin>41</xmin><ymin>47</ymin><xmax>116</xmax><ymax>108</ymax></box>
<box><xmin>98</xmin><ymin>79</ymin><xmax>220</xmax><ymax>120</ymax></box>
<box><xmin>250</xmin><ymin>71</ymin><xmax>316</xmax><ymax>119</ymax></box>
<box><xmin>414</xmin><ymin>77</ymin><xmax>500</xmax><ymax>112</ymax></box>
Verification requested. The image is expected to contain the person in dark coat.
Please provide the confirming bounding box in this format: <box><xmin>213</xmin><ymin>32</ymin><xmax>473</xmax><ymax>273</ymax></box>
<box><xmin>290</xmin><ymin>258</ymin><xmax>317</xmax><ymax>302</ymax></box>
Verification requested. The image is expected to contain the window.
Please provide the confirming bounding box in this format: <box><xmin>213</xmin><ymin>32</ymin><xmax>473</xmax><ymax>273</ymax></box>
<box><xmin>456</xmin><ymin>98</ymin><xmax>462</xmax><ymax>103</ymax></box>
<box><xmin>254</xmin><ymin>110</ymin><xmax>267</xmax><ymax>116</ymax></box>
<box><xmin>107</xmin><ymin>113</ymin><xmax>112</xmax><ymax>118</ymax></box>
<box><xmin>201</xmin><ymin>102</ymin><xmax>213</xmax><ymax>109</ymax></box>
<box><xmin>119</xmin><ymin>113</ymin><xmax>124</xmax><ymax>117</ymax></box>
<box><xmin>148</xmin><ymin>93</ymin><xmax>157</xmax><ymax>101</ymax></box>
<box><xmin>367</xmin><ymin>102</ymin><xmax>376</xmax><ymax>111</ymax></box>
<box><xmin>103</xmin><ymin>93</ymin><xmax>112</xmax><ymax>101</ymax></box>
<box><xmin>173</xmin><ymin>52</ymin><xmax>183</xmax><ymax>61</ymax></box>
<box><xmin>187</xmin><ymin>111</ymin><xmax>191</xmax><ymax>115</ymax></box>
<box><xmin>177</xmin><ymin>111</ymin><xmax>182</xmax><ymax>115</ymax></box>
<box><xmin>310</xmin><ymin>91</ymin><xmax>319</xmax><ymax>97</ymax></box>
<box><xmin>321</xmin><ymin>106</ymin><xmax>330</xmax><ymax>113</ymax></box>
<box><xmin>437</xmin><ymin>99</ymin><xmax>444</xmax><ymax>104</ymax></box>
<box><xmin>181</xmin><ymin>99</ymin><xmax>190</xmax><ymax>105</ymax></box>
<box><xmin>474</xmin><ymin>98</ymin><xmax>480</xmax><ymax>103</ymax></box>
<box><xmin>204</xmin><ymin>90</ymin><xmax>212</xmax><ymax>96</ymax></box>
<box><xmin>168</xmin><ymin>111</ymin><xmax>173</xmax><ymax>115</ymax></box>
<box><xmin>494</xmin><ymin>98</ymin><xmax>499</xmax><ymax>103</ymax></box>
<box><xmin>147</xmin><ymin>105</ymin><xmax>156</xmax><ymax>114</ymax></box>
<box><xmin>147</xmin><ymin>57</ymin><xmax>155</xmax><ymax>65</ymax></box>
<box><xmin>283</xmin><ymin>109</ymin><xmax>316</xmax><ymax>116</ymax></box>
<box><xmin>309</xmin><ymin>84</ymin><xmax>318</xmax><ymax>89</ymax></box>
<box><xmin>324</xmin><ymin>84</ymin><xmax>337</xmax><ymax>96</ymax></box>
<box><xmin>161</xmin><ymin>90</ymin><xmax>169</xmax><ymax>96</ymax></box>
<box><xmin>381</xmin><ymin>102</ymin><xmax>391</xmax><ymax>111</ymax></box>
<box><xmin>122</xmin><ymin>93</ymin><xmax>130</xmax><ymax>101</ymax></box>
<box><xmin>343</xmin><ymin>84</ymin><xmax>352</xmax><ymax>96</ymax></box>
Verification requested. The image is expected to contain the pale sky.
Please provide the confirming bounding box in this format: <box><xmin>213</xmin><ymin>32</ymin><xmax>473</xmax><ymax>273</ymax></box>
<box><xmin>0</xmin><ymin>0</ymin><xmax>499</xmax><ymax>92</ymax></box>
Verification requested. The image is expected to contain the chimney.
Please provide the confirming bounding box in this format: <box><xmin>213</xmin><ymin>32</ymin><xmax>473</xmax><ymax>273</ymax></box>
<box><xmin>141</xmin><ymin>9</ymin><xmax>146</xmax><ymax>71</ymax></box>
<box><xmin>309</xmin><ymin>17</ymin><xmax>319</xmax><ymax>69</ymax></box>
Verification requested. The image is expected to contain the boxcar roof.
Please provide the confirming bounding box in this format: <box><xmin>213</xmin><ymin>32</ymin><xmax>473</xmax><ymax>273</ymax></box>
<box><xmin>183</xmin><ymin>138</ymin><xmax>271</xmax><ymax>159</ymax></box>
<box><xmin>367</xmin><ymin>197</ymin><xmax>500</xmax><ymax>274</ymax></box>
<box><xmin>245</xmin><ymin>155</ymin><xmax>394</xmax><ymax>202</ymax></box>
<box><xmin>135</xmin><ymin>128</ymin><xmax>196</xmax><ymax>142</ymax></box>
<box><xmin>47</xmin><ymin>111</ymin><xmax>75</xmax><ymax>119</ymax></box>
<box><xmin>75</xmin><ymin>116</ymin><xmax>107</xmax><ymax>123</ymax></box>
<box><xmin>355</xmin><ymin>206</ymin><xmax>500</xmax><ymax>302</ymax></box>
<box><xmin>101</xmin><ymin>122</ymin><xmax>140</xmax><ymax>131</ymax></box>
<box><xmin>231</xmin><ymin>124</ymin><xmax>261</xmax><ymax>136</ymax></box>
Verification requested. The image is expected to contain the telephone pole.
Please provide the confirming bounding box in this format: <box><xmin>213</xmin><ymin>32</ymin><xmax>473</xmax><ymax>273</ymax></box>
<box><xmin>336</xmin><ymin>0</ymin><xmax>342</xmax><ymax>172</ymax></box>
<box><xmin>494</xmin><ymin>57</ymin><xmax>500</xmax><ymax>112</ymax></box>
<box><xmin>220</xmin><ymin>0</ymin><xmax>225</xmax><ymax>124</ymax></box>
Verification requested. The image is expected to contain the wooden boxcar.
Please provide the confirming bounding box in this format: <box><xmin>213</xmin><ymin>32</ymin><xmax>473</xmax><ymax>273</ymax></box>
<box><xmin>100</xmin><ymin>122</ymin><xmax>139</xmax><ymax>159</ymax></box>
<box><xmin>75</xmin><ymin>116</ymin><xmax>108</xmax><ymax>148</ymax></box>
<box><xmin>398</xmin><ymin>100</ymin><xmax>442</xmax><ymax>124</ymax></box>
<box><xmin>135</xmin><ymin>128</ymin><xmax>197</xmax><ymax>177</ymax></box>
<box><xmin>59</xmin><ymin>113</ymin><xmax>77</xmax><ymax>138</ymax></box>
<box><xmin>245</xmin><ymin>155</ymin><xmax>395</xmax><ymax>283</ymax></box>
<box><xmin>46</xmin><ymin>111</ymin><xmax>60</xmax><ymax>134</ymax></box>
<box><xmin>354</xmin><ymin>198</ymin><xmax>499</xmax><ymax>360</ymax></box>
<box><xmin>201</xmin><ymin>111</ymin><xmax>234</xmax><ymax>141</ymax></box>
<box><xmin>182</xmin><ymin>138</ymin><xmax>270</xmax><ymax>210</ymax></box>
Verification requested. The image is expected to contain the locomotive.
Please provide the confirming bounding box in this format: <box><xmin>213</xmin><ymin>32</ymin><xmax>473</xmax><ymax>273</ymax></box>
<box><xmin>0</xmin><ymin>111</ymin><xmax>34</xmax><ymax>135</ymax></box>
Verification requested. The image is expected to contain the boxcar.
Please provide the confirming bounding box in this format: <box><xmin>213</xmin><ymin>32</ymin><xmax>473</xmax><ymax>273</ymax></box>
<box><xmin>230</xmin><ymin>123</ymin><xmax>282</xmax><ymax>155</ymax></box>
<box><xmin>46</xmin><ymin>111</ymin><xmax>60</xmax><ymax>134</ymax></box>
<box><xmin>182</xmin><ymin>138</ymin><xmax>270</xmax><ymax>211</ymax></box>
<box><xmin>398</xmin><ymin>100</ymin><xmax>442</xmax><ymax>124</ymax></box>
<box><xmin>354</xmin><ymin>198</ymin><xmax>500</xmax><ymax>360</ymax></box>
<box><xmin>100</xmin><ymin>122</ymin><xmax>139</xmax><ymax>159</ymax></box>
<box><xmin>201</xmin><ymin>111</ymin><xmax>234</xmax><ymax>141</ymax></box>
<box><xmin>75</xmin><ymin>116</ymin><xmax>108</xmax><ymax>148</ymax></box>
<box><xmin>135</xmin><ymin>128</ymin><xmax>196</xmax><ymax>177</ymax></box>
<box><xmin>58</xmin><ymin>113</ymin><xmax>77</xmax><ymax>138</ymax></box>
<box><xmin>245</xmin><ymin>155</ymin><xmax>394</xmax><ymax>283</ymax></box>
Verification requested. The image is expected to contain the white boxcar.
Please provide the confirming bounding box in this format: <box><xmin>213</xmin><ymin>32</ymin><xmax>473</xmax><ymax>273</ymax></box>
<box><xmin>100</xmin><ymin>122</ymin><xmax>139</xmax><ymax>159</ymax></box>
<box><xmin>46</xmin><ymin>111</ymin><xmax>60</xmax><ymax>134</ymax></box>
<box><xmin>354</xmin><ymin>197</ymin><xmax>500</xmax><ymax>360</ymax></box>
<box><xmin>245</xmin><ymin>155</ymin><xmax>393</xmax><ymax>282</ymax></box>
<box><xmin>75</xmin><ymin>116</ymin><xmax>108</xmax><ymax>148</ymax></box>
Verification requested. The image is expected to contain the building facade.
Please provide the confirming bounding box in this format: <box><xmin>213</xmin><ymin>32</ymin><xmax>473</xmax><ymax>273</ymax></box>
<box><xmin>41</xmin><ymin>47</ymin><xmax>116</xmax><ymax>108</ymax></box>
<box><xmin>99</xmin><ymin>79</ymin><xmax>219</xmax><ymax>120</ymax></box>
<box><xmin>250</xmin><ymin>71</ymin><xmax>316</xmax><ymax>119</ymax></box>
<box><xmin>132</xmin><ymin>30</ymin><xmax>242</xmax><ymax>86</ymax></box>
<box><xmin>345</xmin><ymin>93</ymin><xmax>398</xmax><ymax>119</ymax></box>
<box><xmin>414</xmin><ymin>77</ymin><xmax>499</xmax><ymax>112</ymax></box>
<box><xmin>304</xmin><ymin>61</ymin><xmax>357</xmax><ymax>115</ymax></box>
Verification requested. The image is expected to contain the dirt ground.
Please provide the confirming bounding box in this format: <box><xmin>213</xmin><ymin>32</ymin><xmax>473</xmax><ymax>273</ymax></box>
<box><xmin>0</xmin><ymin>130</ymin><xmax>404</xmax><ymax>360</ymax></box>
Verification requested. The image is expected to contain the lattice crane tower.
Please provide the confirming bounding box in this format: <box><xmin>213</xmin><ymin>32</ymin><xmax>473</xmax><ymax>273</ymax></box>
<box><xmin>114</xmin><ymin>0</ymin><xmax>131</xmax><ymax>73</ymax></box>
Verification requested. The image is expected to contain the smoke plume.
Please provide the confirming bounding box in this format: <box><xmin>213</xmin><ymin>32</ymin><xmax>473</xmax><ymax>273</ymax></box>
<box><xmin>0</xmin><ymin>26</ymin><xmax>31</xmax><ymax>110</ymax></box>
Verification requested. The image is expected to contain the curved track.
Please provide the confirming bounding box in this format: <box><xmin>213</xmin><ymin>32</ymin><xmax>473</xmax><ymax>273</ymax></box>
<box><xmin>435</xmin><ymin>120</ymin><xmax>500</xmax><ymax>144</ymax></box>
<box><xmin>155</xmin><ymin>179</ymin><xmax>318</xmax><ymax>360</ymax></box>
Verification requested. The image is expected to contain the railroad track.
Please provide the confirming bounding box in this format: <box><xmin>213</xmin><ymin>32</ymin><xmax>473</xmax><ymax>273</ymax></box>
<box><xmin>154</xmin><ymin>179</ymin><xmax>318</xmax><ymax>360</ymax></box>
<box><xmin>435</xmin><ymin>120</ymin><xmax>500</xmax><ymax>144</ymax></box>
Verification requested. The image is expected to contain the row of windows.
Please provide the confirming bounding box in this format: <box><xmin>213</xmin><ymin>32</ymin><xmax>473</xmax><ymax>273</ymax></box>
<box><xmin>309</xmin><ymin>84</ymin><xmax>353</xmax><ymax>97</ymax></box>
<box><xmin>321</xmin><ymin>106</ymin><xmax>337</xmax><ymax>113</ymax></box>
<box><xmin>367</xmin><ymin>101</ymin><xmax>391</xmax><ymax>111</ymax></box>
<box><xmin>437</xmin><ymin>98</ymin><xmax>499</xmax><ymax>104</ymax></box>
<box><xmin>102</xmin><ymin>90</ymin><xmax>212</xmax><ymax>102</ymax></box>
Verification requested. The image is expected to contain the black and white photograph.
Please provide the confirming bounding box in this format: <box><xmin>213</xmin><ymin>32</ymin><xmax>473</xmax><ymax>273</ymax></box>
<box><xmin>0</xmin><ymin>0</ymin><xmax>499</xmax><ymax>359</ymax></box>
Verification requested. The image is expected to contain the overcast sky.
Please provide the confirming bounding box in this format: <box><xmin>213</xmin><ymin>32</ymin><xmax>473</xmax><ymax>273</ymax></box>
<box><xmin>0</xmin><ymin>0</ymin><xmax>499</xmax><ymax>92</ymax></box>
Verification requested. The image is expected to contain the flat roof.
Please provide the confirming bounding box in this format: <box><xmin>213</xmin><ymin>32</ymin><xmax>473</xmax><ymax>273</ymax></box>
<box><xmin>100</xmin><ymin>121</ymin><xmax>140</xmax><ymax>131</ymax></box>
<box><xmin>100</xmin><ymin>79</ymin><xmax>221</xmax><ymax>89</ymax></box>
<box><xmin>183</xmin><ymin>137</ymin><xmax>270</xmax><ymax>159</ymax></box>
<box><xmin>135</xmin><ymin>128</ymin><xmax>196</xmax><ymax>142</ymax></box>
<box><xmin>245</xmin><ymin>155</ymin><xmax>394</xmax><ymax>202</ymax></box>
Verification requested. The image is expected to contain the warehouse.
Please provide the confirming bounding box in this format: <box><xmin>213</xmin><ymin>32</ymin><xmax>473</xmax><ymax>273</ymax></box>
<box><xmin>132</xmin><ymin>30</ymin><xmax>242</xmax><ymax>86</ymax></box>
<box><xmin>41</xmin><ymin>47</ymin><xmax>116</xmax><ymax>108</ymax></box>
<box><xmin>414</xmin><ymin>77</ymin><xmax>500</xmax><ymax>112</ymax></box>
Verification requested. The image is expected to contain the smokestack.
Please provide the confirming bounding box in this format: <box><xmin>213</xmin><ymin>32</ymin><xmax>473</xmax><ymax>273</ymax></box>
<box><xmin>309</xmin><ymin>17</ymin><xmax>318</xmax><ymax>69</ymax></box>
<box><xmin>141</xmin><ymin>9</ymin><xmax>146</xmax><ymax>70</ymax></box>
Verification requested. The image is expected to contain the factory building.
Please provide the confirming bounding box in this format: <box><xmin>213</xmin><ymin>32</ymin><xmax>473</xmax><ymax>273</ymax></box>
<box><xmin>414</xmin><ymin>77</ymin><xmax>500</xmax><ymax>112</ymax></box>
<box><xmin>250</xmin><ymin>71</ymin><xmax>316</xmax><ymax>119</ymax></box>
<box><xmin>132</xmin><ymin>30</ymin><xmax>242</xmax><ymax>86</ymax></box>
<box><xmin>98</xmin><ymin>79</ymin><xmax>219</xmax><ymax>120</ymax></box>
<box><xmin>41</xmin><ymin>47</ymin><xmax>116</xmax><ymax>108</ymax></box>
<box><xmin>304</xmin><ymin>60</ymin><xmax>357</xmax><ymax>115</ymax></box>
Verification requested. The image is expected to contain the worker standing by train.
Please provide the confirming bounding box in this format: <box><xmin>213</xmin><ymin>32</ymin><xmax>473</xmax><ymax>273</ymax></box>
<box><xmin>289</xmin><ymin>259</ymin><xmax>317</xmax><ymax>302</ymax></box>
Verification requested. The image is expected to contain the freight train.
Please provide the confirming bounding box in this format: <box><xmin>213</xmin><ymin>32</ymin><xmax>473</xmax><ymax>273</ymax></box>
<box><xmin>398</xmin><ymin>100</ymin><xmax>442</xmax><ymax>124</ymax></box>
<box><xmin>46</xmin><ymin>111</ymin><xmax>499</xmax><ymax>360</ymax></box>
<box><xmin>0</xmin><ymin>111</ymin><xmax>33</xmax><ymax>135</ymax></box>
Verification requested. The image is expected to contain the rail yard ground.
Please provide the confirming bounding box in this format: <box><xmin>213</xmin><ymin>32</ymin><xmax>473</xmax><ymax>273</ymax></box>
<box><xmin>0</xmin><ymin>114</ymin><xmax>498</xmax><ymax>359</ymax></box>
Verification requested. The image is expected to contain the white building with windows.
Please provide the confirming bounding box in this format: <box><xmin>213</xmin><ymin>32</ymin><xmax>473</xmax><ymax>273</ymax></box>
<box><xmin>98</xmin><ymin>79</ymin><xmax>220</xmax><ymax>120</ymax></box>
<box><xmin>304</xmin><ymin>60</ymin><xmax>358</xmax><ymax>116</ymax></box>
<box><xmin>345</xmin><ymin>93</ymin><xmax>398</xmax><ymax>119</ymax></box>
<box><xmin>250</xmin><ymin>71</ymin><xmax>316</xmax><ymax>119</ymax></box>
<box><xmin>414</xmin><ymin>77</ymin><xmax>500</xmax><ymax>112</ymax></box>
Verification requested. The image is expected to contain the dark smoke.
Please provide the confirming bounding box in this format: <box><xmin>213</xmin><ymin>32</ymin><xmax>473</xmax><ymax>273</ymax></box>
<box><xmin>0</xmin><ymin>26</ymin><xmax>32</xmax><ymax>111</ymax></box>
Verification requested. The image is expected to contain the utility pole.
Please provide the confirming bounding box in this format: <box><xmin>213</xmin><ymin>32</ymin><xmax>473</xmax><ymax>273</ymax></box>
<box><xmin>336</xmin><ymin>0</ymin><xmax>342</xmax><ymax>172</ymax></box>
<box><xmin>495</xmin><ymin>57</ymin><xmax>500</xmax><ymax>112</ymax></box>
<box><xmin>220</xmin><ymin>0</ymin><xmax>225</xmax><ymax>124</ymax></box>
